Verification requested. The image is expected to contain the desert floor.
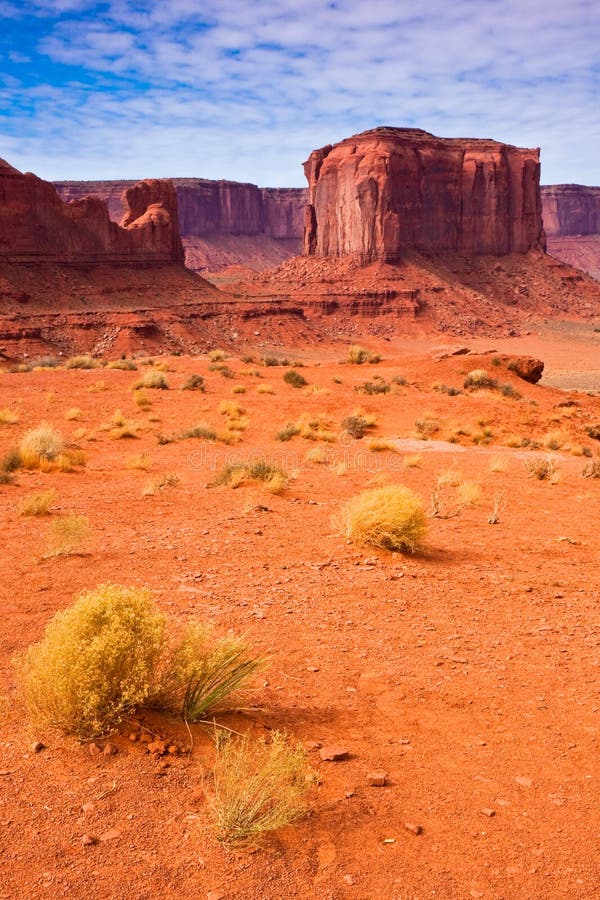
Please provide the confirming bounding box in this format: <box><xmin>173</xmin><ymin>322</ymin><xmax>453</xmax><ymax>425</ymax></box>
<box><xmin>0</xmin><ymin>323</ymin><xmax>599</xmax><ymax>899</ymax></box>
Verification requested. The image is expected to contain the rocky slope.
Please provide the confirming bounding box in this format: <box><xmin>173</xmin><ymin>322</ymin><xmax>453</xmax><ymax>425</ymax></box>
<box><xmin>303</xmin><ymin>127</ymin><xmax>545</xmax><ymax>263</ymax></box>
<box><xmin>541</xmin><ymin>185</ymin><xmax>600</xmax><ymax>279</ymax></box>
<box><xmin>1</xmin><ymin>160</ymin><xmax>183</xmax><ymax>266</ymax></box>
<box><xmin>54</xmin><ymin>178</ymin><xmax>307</xmax><ymax>273</ymax></box>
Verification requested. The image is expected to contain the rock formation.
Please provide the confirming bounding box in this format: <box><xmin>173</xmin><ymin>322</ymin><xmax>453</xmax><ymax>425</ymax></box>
<box><xmin>541</xmin><ymin>185</ymin><xmax>600</xmax><ymax>237</ymax></box>
<box><xmin>541</xmin><ymin>185</ymin><xmax>600</xmax><ymax>280</ymax></box>
<box><xmin>54</xmin><ymin>178</ymin><xmax>307</xmax><ymax>272</ymax></box>
<box><xmin>1</xmin><ymin>159</ymin><xmax>184</xmax><ymax>266</ymax></box>
<box><xmin>303</xmin><ymin>127</ymin><xmax>546</xmax><ymax>263</ymax></box>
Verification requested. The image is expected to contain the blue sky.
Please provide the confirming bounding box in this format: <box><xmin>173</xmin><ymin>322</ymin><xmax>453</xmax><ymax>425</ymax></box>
<box><xmin>0</xmin><ymin>0</ymin><xmax>598</xmax><ymax>186</ymax></box>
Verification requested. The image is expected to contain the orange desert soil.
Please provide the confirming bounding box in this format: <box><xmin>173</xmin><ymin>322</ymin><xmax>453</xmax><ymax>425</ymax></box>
<box><xmin>0</xmin><ymin>336</ymin><xmax>599</xmax><ymax>899</ymax></box>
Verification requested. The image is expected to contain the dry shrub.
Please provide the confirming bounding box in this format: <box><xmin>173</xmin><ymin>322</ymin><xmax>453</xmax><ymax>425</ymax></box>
<box><xmin>208</xmin><ymin>348</ymin><xmax>227</xmax><ymax>362</ymax></box>
<box><xmin>256</xmin><ymin>384</ymin><xmax>275</xmax><ymax>395</ymax></box>
<box><xmin>128</xmin><ymin>452</ymin><xmax>152</xmax><ymax>470</ymax></box>
<box><xmin>232</xmin><ymin>385</ymin><xmax>246</xmax><ymax>394</ymax></box>
<box><xmin>155</xmin><ymin>623</ymin><xmax>263</xmax><ymax>722</ymax></box>
<box><xmin>283</xmin><ymin>370</ymin><xmax>307</xmax><ymax>388</ymax></box>
<box><xmin>0</xmin><ymin>408</ymin><xmax>19</xmax><ymax>425</ymax></box>
<box><xmin>134</xmin><ymin>389</ymin><xmax>151</xmax><ymax>408</ymax></box>
<box><xmin>65</xmin><ymin>355</ymin><xmax>98</xmax><ymax>370</ymax></box>
<box><xmin>463</xmin><ymin>369</ymin><xmax>497</xmax><ymax>390</ymax></box>
<box><xmin>525</xmin><ymin>456</ymin><xmax>557</xmax><ymax>481</ymax></box>
<box><xmin>582</xmin><ymin>458</ymin><xmax>600</xmax><ymax>478</ymax></box>
<box><xmin>64</xmin><ymin>408</ymin><xmax>83</xmax><ymax>421</ymax></box>
<box><xmin>347</xmin><ymin>345</ymin><xmax>381</xmax><ymax>365</ymax></box>
<box><xmin>211</xmin><ymin>460</ymin><xmax>288</xmax><ymax>494</ymax></box>
<box><xmin>543</xmin><ymin>430</ymin><xmax>568</xmax><ymax>451</ymax></box>
<box><xmin>19</xmin><ymin>489</ymin><xmax>57</xmax><ymax>517</ymax></box>
<box><xmin>106</xmin><ymin>358</ymin><xmax>137</xmax><ymax>371</ymax></box>
<box><xmin>210</xmin><ymin>732</ymin><xmax>313</xmax><ymax>845</ymax></box>
<box><xmin>142</xmin><ymin>473</ymin><xmax>180</xmax><ymax>496</ymax></box>
<box><xmin>17</xmin><ymin>585</ymin><xmax>166</xmax><ymax>739</ymax></box>
<box><xmin>414</xmin><ymin>414</ymin><xmax>441</xmax><ymax>438</ymax></box>
<box><xmin>44</xmin><ymin>513</ymin><xmax>91</xmax><ymax>557</ymax></box>
<box><xmin>182</xmin><ymin>374</ymin><xmax>205</xmax><ymax>391</ymax></box>
<box><xmin>219</xmin><ymin>400</ymin><xmax>244</xmax><ymax>418</ymax></box>
<box><xmin>305</xmin><ymin>446</ymin><xmax>329</xmax><ymax>464</ymax></box>
<box><xmin>134</xmin><ymin>371</ymin><xmax>169</xmax><ymax>390</ymax></box>
<box><xmin>437</xmin><ymin>468</ymin><xmax>463</xmax><ymax>488</ymax></box>
<box><xmin>456</xmin><ymin>481</ymin><xmax>482</xmax><ymax>506</ymax></box>
<box><xmin>368</xmin><ymin>439</ymin><xmax>397</xmax><ymax>453</ymax></box>
<box><xmin>340</xmin><ymin>485</ymin><xmax>426</xmax><ymax>552</ymax></box>
<box><xmin>19</xmin><ymin>423</ymin><xmax>64</xmax><ymax>469</ymax></box>
<box><xmin>87</xmin><ymin>380</ymin><xmax>107</xmax><ymax>393</ymax></box>
<box><xmin>489</xmin><ymin>455</ymin><xmax>508</xmax><ymax>473</ymax></box>
<box><xmin>403</xmin><ymin>454</ymin><xmax>422</xmax><ymax>468</ymax></box>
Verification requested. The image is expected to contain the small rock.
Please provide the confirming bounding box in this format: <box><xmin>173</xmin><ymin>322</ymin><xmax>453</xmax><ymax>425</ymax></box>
<box><xmin>103</xmin><ymin>743</ymin><xmax>118</xmax><ymax>756</ymax></box>
<box><xmin>366</xmin><ymin>770</ymin><xmax>388</xmax><ymax>787</ymax></box>
<box><xmin>32</xmin><ymin>741</ymin><xmax>46</xmax><ymax>753</ymax></box>
<box><xmin>305</xmin><ymin>741</ymin><xmax>322</xmax><ymax>752</ymax></box>
<box><xmin>345</xmin><ymin>791</ymin><xmax>355</xmax><ymax>798</ymax></box>
<box><xmin>343</xmin><ymin>874</ymin><xmax>355</xmax><ymax>885</ymax></box>
<box><xmin>306</xmin><ymin>666</ymin><xmax>320</xmax><ymax>672</ymax></box>
<box><xmin>128</xmin><ymin>732</ymin><xmax>138</xmax><ymax>742</ymax></box>
<box><xmin>515</xmin><ymin>776</ymin><xmax>533</xmax><ymax>788</ymax></box>
<box><xmin>404</xmin><ymin>822</ymin><xmax>423</xmax><ymax>835</ymax></box>
<box><xmin>207</xmin><ymin>892</ymin><xmax>225</xmax><ymax>900</ymax></box>
<box><xmin>99</xmin><ymin>827</ymin><xmax>121</xmax><ymax>842</ymax></box>
<box><xmin>481</xmin><ymin>808</ymin><xmax>496</xmax><ymax>817</ymax></box>
<box><xmin>319</xmin><ymin>745</ymin><xmax>349</xmax><ymax>762</ymax></box>
<box><xmin>81</xmin><ymin>801</ymin><xmax>95</xmax><ymax>814</ymax></box>
<box><xmin>147</xmin><ymin>740</ymin><xmax>167</xmax><ymax>756</ymax></box>
<box><xmin>383</xmin><ymin>837</ymin><xmax>396</xmax><ymax>844</ymax></box>
<box><xmin>88</xmin><ymin>743</ymin><xmax>102</xmax><ymax>757</ymax></box>
<box><xmin>81</xmin><ymin>834</ymin><xmax>97</xmax><ymax>846</ymax></box>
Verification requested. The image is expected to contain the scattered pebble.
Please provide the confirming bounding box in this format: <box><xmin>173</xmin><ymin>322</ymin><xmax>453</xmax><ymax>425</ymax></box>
<box><xmin>319</xmin><ymin>746</ymin><xmax>349</xmax><ymax>762</ymax></box>
<box><xmin>81</xmin><ymin>834</ymin><xmax>97</xmax><ymax>846</ymax></box>
<box><xmin>99</xmin><ymin>827</ymin><xmax>121</xmax><ymax>842</ymax></box>
<box><xmin>32</xmin><ymin>741</ymin><xmax>46</xmax><ymax>753</ymax></box>
<box><xmin>481</xmin><ymin>808</ymin><xmax>496</xmax><ymax>817</ymax></box>
<box><xmin>366</xmin><ymin>770</ymin><xmax>388</xmax><ymax>787</ymax></box>
<box><xmin>103</xmin><ymin>743</ymin><xmax>118</xmax><ymax>756</ymax></box>
<box><xmin>515</xmin><ymin>776</ymin><xmax>533</xmax><ymax>788</ymax></box>
<box><xmin>404</xmin><ymin>822</ymin><xmax>423</xmax><ymax>836</ymax></box>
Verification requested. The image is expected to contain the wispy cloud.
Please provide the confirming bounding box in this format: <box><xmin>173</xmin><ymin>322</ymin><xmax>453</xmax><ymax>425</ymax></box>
<box><xmin>1</xmin><ymin>0</ymin><xmax>598</xmax><ymax>185</ymax></box>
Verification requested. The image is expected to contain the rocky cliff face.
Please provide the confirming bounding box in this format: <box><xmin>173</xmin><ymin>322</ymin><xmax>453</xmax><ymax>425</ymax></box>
<box><xmin>303</xmin><ymin>127</ymin><xmax>546</xmax><ymax>263</ymax></box>
<box><xmin>54</xmin><ymin>178</ymin><xmax>307</xmax><ymax>272</ymax></box>
<box><xmin>1</xmin><ymin>160</ymin><xmax>184</xmax><ymax>266</ymax></box>
<box><xmin>541</xmin><ymin>185</ymin><xmax>600</xmax><ymax>237</ymax></box>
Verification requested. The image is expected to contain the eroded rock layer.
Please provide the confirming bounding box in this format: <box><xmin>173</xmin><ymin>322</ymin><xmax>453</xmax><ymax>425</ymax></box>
<box><xmin>54</xmin><ymin>178</ymin><xmax>308</xmax><ymax>272</ymax></box>
<box><xmin>1</xmin><ymin>160</ymin><xmax>183</xmax><ymax>266</ymax></box>
<box><xmin>541</xmin><ymin>185</ymin><xmax>600</xmax><ymax>237</ymax></box>
<box><xmin>303</xmin><ymin>127</ymin><xmax>546</xmax><ymax>263</ymax></box>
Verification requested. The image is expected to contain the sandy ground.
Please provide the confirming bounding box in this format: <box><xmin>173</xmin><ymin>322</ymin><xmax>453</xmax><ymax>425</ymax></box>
<box><xmin>0</xmin><ymin>335</ymin><xmax>599</xmax><ymax>899</ymax></box>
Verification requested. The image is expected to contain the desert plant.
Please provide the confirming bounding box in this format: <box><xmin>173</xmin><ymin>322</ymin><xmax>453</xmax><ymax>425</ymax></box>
<box><xmin>1</xmin><ymin>448</ymin><xmax>22</xmax><ymax>473</ymax></box>
<box><xmin>19</xmin><ymin>489</ymin><xmax>57</xmax><ymax>516</ymax></box>
<box><xmin>142</xmin><ymin>473</ymin><xmax>180</xmax><ymax>496</ymax></box>
<box><xmin>182</xmin><ymin>374</ymin><xmax>205</xmax><ymax>391</ymax></box>
<box><xmin>134</xmin><ymin>371</ymin><xmax>169</xmax><ymax>390</ymax></box>
<box><xmin>432</xmin><ymin>383</ymin><xmax>462</xmax><ymax>396</ymax></box>
<box><xmin>500</xmin><ymin>383</ymin><xmax>521</xmax><ymax>399</ymax></box>
<box><xmin>403</xmin><ymin>454</ymin><xmax>422</xmax><ymax>468</ymax></box>
<box><xmin>464</xmin><ymin>369</ymin><xmax>497</xmax><ymax>390</ymax></box>
<box><xmin>414</xmin><ymin>414</ymin><xmax>441</xmax><ymax>438</ymax></box>
<box><xmin>232</xmin><ymin>385</ymin><xmax>246</xmax><ymax>394</ymax></box>
<box><xmin>208</xmin><ymin>349</ymin><xmax>227</xmax><ymax>362</ymax></box>
<box><xmin>347</xmin><ymin>345</ymin><xmax>380</xmax><ymax>365</ymax></box>
<box><xmin>342</xmin><ymin>414</ymin><xmax>375</xmax><ymax>439</ymax></box>
<box><xmin>0</xmin><ymin>408</ymin><xmax>19</xmax><ymax>424</ymax></box>
<box><xmin>155</xmin><ymin>623</ymin><xmax>262</xmax><ymax>722</ymax></box>
<box><xmin>19</xmin><ymin>423</ymin><xmax>65</xmax><ymax>468</ymax></box>
<box><xmin>107</xmin><ymin>358</ymin><xmax>137</xmax><ymax>371</ymax></box>
<box><xmin>210</xmin><ymin>732</ymin><xmax>312</xmax><ymax>845</ymax></box>
<box><xmin>65</xmin><ymin>355</ymin><xmax>98</xmax><ymax>370</ymax></box>
<box><xmin>355</xmin><ymin>376</ymin><xmax>390</xmax><ymax>395</ymax></box>
<box><xmin>17</xmin><ymin>584</ymin><xmax>166</xmax><ymax>739</ymax></box>
<box><xmin>276</xmin><ymin>423</ymin><xmax>300</xmax><ymax>442</ymax></box>
<box><xmin>283</xmin><ymin>370</ymin><xmax>307</xmax><ymax>388</ymax></box>
<box><xmin>256</xmin><ymin>384</ymin><xmax>275</xmax><ymax>395</ymax></box>
<box><xmin>211</xmin><ymin>460</ymin><xmax>288</xmax><ymax>493</ymax></box>
<box><xmin>340</xmin><ymin>485</ymin><xmax>426</xmax><ymax>552</ymax></box>
<box><xmin>64</xmin><ymin>407</ymin><xmax>83</xmax><ymax>421</ymax></box>
<box><xmin>585</xmin><ymin>424</ymin><xmax>600</xmax><ymax>441</ymax></box>
<box><xmin>43</xmin><ymin>513</ymin><xmax>91</xmax><ymax>557</ymax></box>
<box><xmin>582</xmin><ymin>458</ymin><xmax>600</xmax><ymax>478</ymax></box>
<box><xmin>128</xmin><ymin>452</ymin><xmax>152</xmax><ymax>470</ymax></box>
<box><xmin>368</xmin><ymin>439</ymin><xmax>397</xmax><ymax>453</ymax></box>
<box><xmin>305</xmin><ymin>446</ymin><xmax>329</xmax><ymax>464</ymax></box>
<box><xmin>525</xmin><ymin>456</ymin><xmax>557</xmax><ymax>481</ymax></box>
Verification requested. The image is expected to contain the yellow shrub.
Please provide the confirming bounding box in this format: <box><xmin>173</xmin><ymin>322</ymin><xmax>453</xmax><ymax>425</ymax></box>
<box><xmin>64</xmin><ymin>408</ymin><xmax>83</xmax><ymax>421</ymax></box>
<box><xmin>340</xmin><ymin>485</ymin><xmax>426</xmax><ymax>552</ymax></box>
<box><xmin>0</xmin><ymin>408</ymin><xmax>19</xmax><ymax>425</ymax></box>
<box><xmin>256</xmin><ymin>384</ymin><xmax>275</xmax><ymax>395</ymax></box>
<box><xmin>19</xmin><ymin>423</ymin><xmax>64</xmax><ymax>469</ymax></box>
<box><xmin>19</xmin><ymin>489</ymin><xmax>57</xmax><ymax>516</ymax></box>
<box><xmin>368</xmin><ymin>439</ymin><xmax>397</xmax><ymax>453</ymax></box>
<box><xmin>44</xmin><ymin>513</ymin><xmax>91</xmax><ymax>556</ymax></box>
<box><xmin>17</xmin><ymin>584</ymin><xmax>166</xmax><ymax>739</ymax></box>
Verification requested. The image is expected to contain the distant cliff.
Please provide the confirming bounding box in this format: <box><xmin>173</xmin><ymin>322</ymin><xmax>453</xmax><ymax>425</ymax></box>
<box><xmin>541</xmin><ymin>184</ymin><xmax>600</xmax><ymax>280</ymax></box>
<box><xmin>54</xmin><ymin>178</ymin><xmax>307</xmax><ymax>272</ymax></box>
<box><xmin>2</xmin><ymin>160</ymin><xmax>183</xmax><ymax>266</ymax></box>
<box><xmin>303</xmin><ymin>127</ymin><xmax>546</xmax><ymax>263</ymax></box>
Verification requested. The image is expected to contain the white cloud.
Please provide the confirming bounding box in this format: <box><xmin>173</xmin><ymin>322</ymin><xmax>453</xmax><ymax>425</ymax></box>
<box><xmin>2</xmin><ymin>0</ymin><xmax>599</xmax><ymax>185</ymax></box>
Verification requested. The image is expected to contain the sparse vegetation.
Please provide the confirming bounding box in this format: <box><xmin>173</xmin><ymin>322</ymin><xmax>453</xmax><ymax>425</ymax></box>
<box><xmin>65</xmin><ymin>355</ymin><xmax>99</xmax><ymax>370</ymax></box>
<box><xmin>43</xmin><ymin>513</ymin><xmax>91</xmax><ymax>557</ymax></box>
<box><xmin>19</xmin><ymin>489</ymin><xmax>57</xmax><ymax>516</ymax></box>
<box><xmin>283</xmin><ymin>369</ymin><xmax>308</xmax><ymax>388</ymax></box>
<box><xmin>414</xmin><ymin>413</ymin><xmax>441</xmax><ymax>438</ymax></box>
<box><xmin>347</xmin><ymin>345</ymin><xmax>381</xmax><ymax>365</ymax></box>
<box><xmin>342</xmin><ymin>413</ymin><xmax>376</xmax><ymax>439</ymax></box>
<box><xmin>210</xmin><ymin>732</ymin><xmax>313</xmax><ymax>845</ymax></box>
<box><xmin>582</xmin><ymin>458</ymin><xmax>600</xmax><ymax>478</ymax></box>
<box><xmin>19</xmin><ymin>424</ymin><xmax>64</xmax><ymax>469</ymax></box>
<box><xmin>0</xmin><ymin>408</ymin><xmax>19</xmax><ymax>424</ymax></box>
<box><xmin>463</xmin><ymin>369</ymin><xmax>497</xmax><ymax>390</ymax></box>
<box><xmin>182</xmin><ymin>374</ymin><xmax>205</xmax><ymax>391</ymax></box>
<box><xmin>134</xmin><ymin>371</ymin><xmax>169</xmax><ymax>390</ymax></box>
<box><xmin>142</xmin><ymin>473</ymin><xmax>180</xmax><ymax>496</ymax></box>
<box><xmin>355</xmin><ymin>375</ymin><xmax>390</xmax><ymax>395</ymax></box>
<box><xmin>208</xmin><ymin>349</ymin><xmax>227</xmax><ymax>362</ymax></box>
<box><xmin>107</xmin><ymin>358</ymin><xmax>137</xmax><ymax>371</ymax></box>
<box><xmin>211</xmin><ymin>460</ymin><xmax>288</xmax><ymax>494</ymax></box>
<box><xmin>256</xmin><ymin>383</ymin><xmax>275</xmax><ymax>395</ymax></box>
<box><xmin>525</xmin><ymin>456</ymin><xmax>557</xmax><ymax>481</ymax></box>
<box><xmin>17</xmin><ymin>585</ymin><xmax>166</xmax><ymax>739</ymax></box>
<box><xmin>340</xmin><ymin>485</ymin><xmax>426</xmax><ymax>552</ymax></box>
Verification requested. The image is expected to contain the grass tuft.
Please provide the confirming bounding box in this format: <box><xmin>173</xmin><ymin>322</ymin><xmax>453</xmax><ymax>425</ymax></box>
<box><xmin>340</xmin><ymin>485</ymin><xmax>426</xmax><ymax>552</ymax></box>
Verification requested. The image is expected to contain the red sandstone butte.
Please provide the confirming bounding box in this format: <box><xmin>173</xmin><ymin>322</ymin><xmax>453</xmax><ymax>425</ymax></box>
<box><xmin>303</xmin><ymin>127</ymin><xmax>546</xmax><ymax>263</ymax></box>
<box><xmin>541</xmin><ymin>184</ymin><xmax>600</xmax><ymax>280</ymax></box>
<box><xmin>0</xmin><ymin>159</ymin><xmax>183</xmax><ymax>266</ymax></box>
